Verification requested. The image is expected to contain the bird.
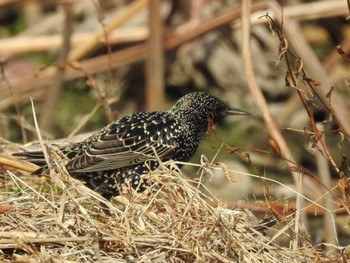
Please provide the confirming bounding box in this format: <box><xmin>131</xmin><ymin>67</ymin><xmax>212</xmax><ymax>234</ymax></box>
<box><xmin>14</xmin><ymin>92</ymin><xmax>248</xmax><ymax>199</ymax></box>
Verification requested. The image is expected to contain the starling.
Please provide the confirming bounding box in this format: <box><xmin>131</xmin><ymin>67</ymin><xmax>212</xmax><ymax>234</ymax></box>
<box><xmin>14</xmin><ymin>92</ymin><xmax>248</xmax><ymax>198</ymax></box>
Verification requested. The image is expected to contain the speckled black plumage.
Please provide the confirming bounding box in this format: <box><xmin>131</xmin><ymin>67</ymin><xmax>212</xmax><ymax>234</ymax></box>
<box><xmin>14</xmin><ymin>92</ymin><xmax>248</xmax><ymax>198</ymax></box>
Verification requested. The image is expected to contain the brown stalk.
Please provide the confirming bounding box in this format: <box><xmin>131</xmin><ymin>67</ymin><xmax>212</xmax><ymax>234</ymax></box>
<box><xmin>241</xmin><ymin>2</ymin><xmax>300</xmax><ymax>190</ymax></box>
<box><xmin>145</xmin><ymin>0</ymin><xmax>165</xmax><ymax>111</ymax></box>
<box><xmin>0</xmin><ymin>28</ymin><xmax>148</xmax><ymax>53</ymax></box>
<box><xmin>0</xmin><ymin>154</ymin><xmax>38</xmax><ymax>173</ymax></box>
<box><xmin>39</xmin><ymin>3</ymin><xmax>73</xmax><ymax>134</ymax></box>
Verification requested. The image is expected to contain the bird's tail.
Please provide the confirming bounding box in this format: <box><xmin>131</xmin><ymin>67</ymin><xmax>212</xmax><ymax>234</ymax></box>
<box><xmin>13</xmin><ymin>151</ymin><xmax>46</xmax><ymax>167</ymax></box>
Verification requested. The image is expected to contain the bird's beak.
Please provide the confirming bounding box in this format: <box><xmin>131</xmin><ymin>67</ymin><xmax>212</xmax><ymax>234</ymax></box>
<box><xmin>224</xmin><ymin>106</ymin><xmax>249</xmax><ymax>116</ymax></box>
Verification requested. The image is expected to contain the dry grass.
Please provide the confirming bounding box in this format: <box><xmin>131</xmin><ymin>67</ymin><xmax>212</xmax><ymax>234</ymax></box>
<box><xmin>0</xmin><ymin>150</ymin><xmax>345</xmax><ymax>262</ymax></box>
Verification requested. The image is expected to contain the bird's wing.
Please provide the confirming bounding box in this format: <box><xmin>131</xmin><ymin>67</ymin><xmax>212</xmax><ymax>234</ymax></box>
<box><xmin>65</xmin><ymin>113</ymin><xmax>179</xmax><ymax>173</ymax></box>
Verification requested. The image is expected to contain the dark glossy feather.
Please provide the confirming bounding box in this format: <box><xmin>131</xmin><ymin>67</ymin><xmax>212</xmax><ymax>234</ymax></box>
<box><xmin>65</xmin><ymin>112</ymin><xmax>179</xmax><ymax>173</ymax></box>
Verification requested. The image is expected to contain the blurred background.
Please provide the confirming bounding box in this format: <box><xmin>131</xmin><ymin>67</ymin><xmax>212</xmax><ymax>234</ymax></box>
<box><xmin>1</xmin><ymin>0</ymin><xmax>350</xmax><ymax>247</ymax></box>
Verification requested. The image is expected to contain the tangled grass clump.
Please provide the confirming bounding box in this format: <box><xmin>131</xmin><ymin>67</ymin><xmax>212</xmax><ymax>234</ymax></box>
<box><xmin>0</xmin><ymin>150</ymin><xmax>338</xmax><ymax>262</ymax></box>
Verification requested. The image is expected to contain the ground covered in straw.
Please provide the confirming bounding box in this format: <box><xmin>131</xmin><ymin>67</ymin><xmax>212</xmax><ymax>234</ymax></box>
<box><xmin>0</xmin><ymin>145</ymin><xmax>346</xmax><ymax>263</ymax></box>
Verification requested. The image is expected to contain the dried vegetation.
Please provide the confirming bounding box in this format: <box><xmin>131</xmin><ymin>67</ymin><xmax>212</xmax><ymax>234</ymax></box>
<box><xmin>1</xmin><ymin>0</ymin><xmax>350</xmax><ymax>262</ymax></box>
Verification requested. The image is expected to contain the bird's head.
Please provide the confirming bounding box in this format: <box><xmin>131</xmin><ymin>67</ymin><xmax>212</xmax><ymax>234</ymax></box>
<box><xmin>170</xmin><ymin>92</ymin><xmax>248</xmax><ymax>135</ymax></box>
